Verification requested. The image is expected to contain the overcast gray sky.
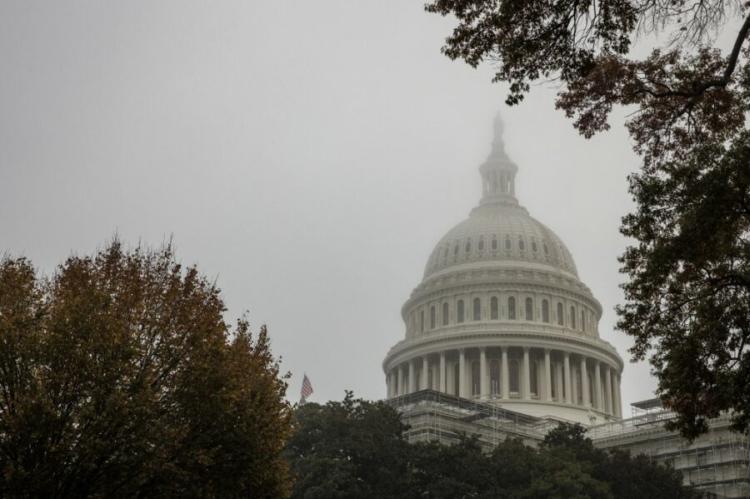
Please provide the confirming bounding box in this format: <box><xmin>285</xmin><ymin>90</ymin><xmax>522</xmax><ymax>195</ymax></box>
<box><xmin>1</xmin><ymin>1</ymin><xmax>663</xmax><ymax>415</ymax></box>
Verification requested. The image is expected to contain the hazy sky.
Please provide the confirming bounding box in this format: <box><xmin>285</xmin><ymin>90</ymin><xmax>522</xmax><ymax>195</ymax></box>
<box><xmin>1</xmin><ymin>1</ymin><xmax>664</xmax><ymax>415</ymax></box>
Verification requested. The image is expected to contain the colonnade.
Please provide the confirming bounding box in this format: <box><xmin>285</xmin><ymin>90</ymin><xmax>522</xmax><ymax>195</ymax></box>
<box><xmin>386</xmin><ymin>346</ymin><xmax>621</xmax><ymax>418</ymax></box>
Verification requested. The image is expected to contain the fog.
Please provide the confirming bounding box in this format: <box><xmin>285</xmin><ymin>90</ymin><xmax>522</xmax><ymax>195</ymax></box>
<box><xmin>1</xmin><ymin>1</ymin><xmax>658</xmax><ymax>415</ymax></box>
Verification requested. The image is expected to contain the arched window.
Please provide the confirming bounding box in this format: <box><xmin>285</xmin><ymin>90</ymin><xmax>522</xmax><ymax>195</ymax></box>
<box><xmin>570</xmin><ymin>306</ymin><xmax>576</xmax><ymax>329</ymax></box>
<box><xmin>530</xmin><ymin>360</ymin><xmax>539</xmax><ymax>396</ymax></box>
<box><xmin>490</xmin><ymin>297</ymin><xmax>498</xmax><ymax>320</ymax></box>
<box><xmin>542</xmin><ymin>299</ymin><xmax>550</xmax><ymax>323</ymax></box>
<box><xmin>491</xmin><ymin>236</ymin><xmax>498</xmax><ymax>250</ymax></box>
<box><xmin>490</xmin><ymin>359</ymin><xmax>500</xmax><ymax>395</ymax></box>
<box><xmin>478</xmin><ymin>236</ymin><xmax>484</xmax><ymax>251</ymax></box>
<box><xmin>442</xmin><ymin>302</ymin><xmax>449</xmax><ymax>326</ymax></box>
<box><xmin>471</xmin><ymin>361</ymin><xmax>480</xmax><ymax>395</ymax></box>
<box><xmin>454</xmin><ymin>243</ymin><xmax>459</xmax><ymax>256</ymax></box>
<box><xmin>465</xmin><ymin>239</ymin><xmax>471</xmax><ymax>253</ymax></box>
<box><xmin>509</xmin><ymin>359</ymin><xmax>520</xmax><ymax>394</ymax></box>
<box><xmin>518</xmin><ymin>236</ymin><xmax>525</xmax><ymax>251</ymax></box>
<box><xmin>525</xmin><ymin>297</ymin><xmax>533</xmax><ymax>321</ymax></box>
<box><xmin>508</xmin><ymin>297</ymin><xmax>516</xmax><ymax>320</ymax></box>
<box><xmin>430</xmin><ymin>306</ymin><xmax>436</xmax><ymax>329</ymax></box>
<box><xmin>557</xmin><ymin>302</ymin><xmax>564</xmax><ymax>326</ymax></box>
<box><xmin>420</xmin><ymin>310</ymin><xmax>425</xmax><ymax>332</ymax></box>
<box><xmin>581</xmin><ymin>310</ymin><xmax>586</xmax><ymax>331</ymax></box>
<box><xmin>505</xmin><ymin>236</ymin><xmax>511</xmax><ymax>250</ymax></box>
<box><xmin>543</xmin><ymin>243</ymin><xmax>549</xmax><ymax>256</ymax></box>
<box><xmin>457</xmin><ymin>300</ymin><xmax>465</xmax><ymax>323</ymax></box>
<box><xmin>532</xmin><ymin>240</ymin><xmax>538</xmax><ymax>252</ymax></box>
<box><xmin>473</xmin><ymin>298</ymin><xmax>481</xmax><ymax>321</ymax></box>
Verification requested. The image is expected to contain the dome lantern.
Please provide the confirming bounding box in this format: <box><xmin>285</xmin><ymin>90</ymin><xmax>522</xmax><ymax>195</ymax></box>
<box><xmin>479</xmin><ymin>113</ymin><xmax>519</xmax><ymax>206</ymax></box>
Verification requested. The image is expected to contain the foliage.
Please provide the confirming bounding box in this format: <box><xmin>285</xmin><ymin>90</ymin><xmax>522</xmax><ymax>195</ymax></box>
<box><xmin>287</xmin><ymin>396</ymin><xmax>696</xmax><ymax>498</ymax></box>
<box><xmin>426</xmin><ymin>0</ymin><xmax>750</xmax><ymax>437</ymax></box>
<box><xmin>286</xmin><ymin>391</ymin><xmax>410</xmax><ymax>499</ymax></box>
<box><xmin>0</xmin><ymin>241</ymin><xmax>292</xmax><ymax>498</ymax></box>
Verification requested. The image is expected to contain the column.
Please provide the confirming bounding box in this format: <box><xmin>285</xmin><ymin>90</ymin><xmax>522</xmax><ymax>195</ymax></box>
<box><xmin>398</xmin><ymin>365</ymin><xmax>405</xmax><ymax>396</ymax></box>
<box><xmin>594</xmin><ymin>361</ymin><xmax>602</xmax><ymax>410</ymax></box>
<box><xmin>544</xmin><ymin>349</ymin><xmax>552</xmax><ymax>401</ymax></box>
<box><xmin>459</xmin><ymin>349</ymin><xmax>467</xmax><ymax>398</ymax></box>
<box><xmin>555</xmin><ymin>360</ymin><xmax>563</xmax><ymax>402</ymax></box>
<box><xmin>605</xmin><ymin>367</ymin><xmax>613</xmax><ymax>415</ymax></box>
<box><xmin>581</xmin><ymin>357</ymin><xmax>590</xmax><ymax>407</ymax></box>
<box><xmin>564</xmin><ymin>353</ymin><xmax>572</xmax><ymax>404</ymax></box>
<box><xmin>408</xmin><ymin>360</ymin><xmax>416</xmax><ymax>393</ymax></box>
<box><xmin>422</xmin><ymin>356</ymin><xmax>429</xmax><ymax>391</ymax></box>
<box><xmin>480</xmin><ymin>348</ymin><xmax>488</xmax><ymax>398</ymax></box>
<box><xmin>522</xmin><ymin>347</ymin><xmax>530</xmax><ymax>400</ymax></box>
<box><xmin>501</xmin><ymin>347</ymin><xmax>509</xmax><ymax>399</ymax></box>
<box><xmin>614</xmin><ymin>373</ymin><xmax>622</xmax><ymax>417</ymax></box>
<box><xmin>440</xmin><ymin>352</ymin><xmax>446</xmax><ymax>393</ymax></box>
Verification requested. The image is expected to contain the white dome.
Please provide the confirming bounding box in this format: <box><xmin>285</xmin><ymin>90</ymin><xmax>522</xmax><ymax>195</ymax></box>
<box><xmin>424</xmin><ymin>202</ymin><xmax>578</xmax><ymax>279</ymax></box>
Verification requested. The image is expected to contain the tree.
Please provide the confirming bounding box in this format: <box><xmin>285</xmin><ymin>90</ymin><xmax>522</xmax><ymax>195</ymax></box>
<box><xmin>287</xmin><ymin>396</ymin><xmax>696</xmax><ymax>498</ymax></box>
<box><xmin>541</xmin><ymin>423</ymin><xmax>695</xmax><ymax>499</ymax></box>
<box><xmin>285</xmin><ymin>392</ymin><xmax>411</xmax><ymax>499</ymax></box>
<box><xmin>0</xmin><ymin>241</ymin><xmax>292</xmax><ymax>498</ymax></box>
<box><xmin>425</xmin><ymin>0</ymin><xmax>750</xmax><ymax>438</ymax></box>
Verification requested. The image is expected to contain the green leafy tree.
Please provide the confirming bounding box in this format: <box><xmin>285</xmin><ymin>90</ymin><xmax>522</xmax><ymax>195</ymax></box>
<box><xmin>286</xmin><ymin>392</ymin><xmax>410</xmax><ymax>499</ymax></box>
<box><xmin>287</xmin><ymin>397</ymin><xmax>696</xmax><ymax>498</ymax></box>
<box><xmin>0</xmin><ymin>241</ymin><xmax>292</xmax><ymax>498</ymax></box>
<box><xmin>425</xmin><ymin>0</ymin><xmax>750</xmax><ymax>438</ymax></box>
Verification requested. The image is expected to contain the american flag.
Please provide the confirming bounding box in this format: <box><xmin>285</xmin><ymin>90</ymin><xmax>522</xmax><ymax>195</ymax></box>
<box><xmin>300</xmin><ymin>374</ymin><xmax>314</xmax><ymax>404</ymax></box>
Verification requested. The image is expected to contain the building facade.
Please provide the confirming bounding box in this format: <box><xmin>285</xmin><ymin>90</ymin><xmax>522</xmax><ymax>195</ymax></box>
<box><xmin>383</xmin><ymin>116</ymin><xmax>750</xmax><ymax>498</ymax></box>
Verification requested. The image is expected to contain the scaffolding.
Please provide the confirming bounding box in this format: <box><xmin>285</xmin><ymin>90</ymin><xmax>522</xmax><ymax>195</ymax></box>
<box><xmin>589</xmin><ymin>401</ymin><xmax>750</xmax><ymax>499</ymax></box>
<box><xmin>387</xmin><ymin>389</ymin><xmax>546</xmax><ymax>450</ymax></box>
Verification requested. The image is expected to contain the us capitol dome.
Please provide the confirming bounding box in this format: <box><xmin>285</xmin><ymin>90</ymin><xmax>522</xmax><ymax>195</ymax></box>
<box><xmin>383</xmin><ymin>115</ymin><xmax>623</xmax><ymax>425</ymax></box>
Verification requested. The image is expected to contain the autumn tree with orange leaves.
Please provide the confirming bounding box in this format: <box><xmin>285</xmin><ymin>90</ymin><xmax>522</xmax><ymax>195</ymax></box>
<box><xmin>0</xmin><ymin>241</ymin><xmax>291</xmax><ymax>498</ymax></box>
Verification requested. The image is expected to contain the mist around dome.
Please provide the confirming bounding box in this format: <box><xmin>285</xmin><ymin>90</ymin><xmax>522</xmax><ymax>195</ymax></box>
<box><xmin>384</xmin><ymin>114</ymin><xmax>623</xmax><ymax>426</ymax></box>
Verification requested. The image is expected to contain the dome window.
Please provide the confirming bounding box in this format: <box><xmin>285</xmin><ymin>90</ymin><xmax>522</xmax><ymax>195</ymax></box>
<box><xmin>570</xmin><ymin>306</ymin><xmax>576</xmax><ymax>329</ymax></box>
<box><xmin>525</xmin><ymin>298</ymin><xmax>533</xmax><ymax>320</ymax></box>
<box><xmin>457</xmin><ymin>300</ymin><xmax>465</xmax><ymax>323</ymax></box>
<box><xmin>473</xmin><ymin>298</ymin><xmax>481</xmax><ymax>321</ymax></box>
<box><xmin>430</xmin><ymin>306</ymin><xmax>436</xmax><ymax>329</ymax></box>
<box><xmin>492</xmin><ymin>236</ymin><xmax>498</xmax><ymax>250</ymax></box>
<box><xmin>454</xmin><ymin>244</ymin><xmax>459</xmax><ymax>256</ymax></box>
<box><xmin>505</xmin><ymin>237</ymin><xmax>511</xmax><ymax>250</ymax></box>
<box><xmin>465</xmin><ymin>239</ymin><xmax>471</xmax><ymax>253</ymax></box>
<box><xmin>581</xmin><ymin>310</ymin><xmax>586</xmax><ymax>331</ymax></box>
<box><xmin>478</xmin><ymin>236</ymin><xmax>484</xmax><ymax>251</ymax></box>
<box><xmin>542</xmin><ymin>299</ymin><xmax>550</xmax><ymax>323</ymax></box>
<box><xmin>518</xmin><ymin>236</ymin><xmax>525</xmax><ymax>251</ymax></box>
<box><xmin>507</xmin><ymin>297</ymin><xmax>516</xmax><ymax>320</ymax></box>
<box><xmin>543</xmin><ymin>243</ymin><xmax>549</xmax><ymax>256</ymax></box>
<box><xmin>557</xmin><ymin>303</ymin><xmax>564</xmax><ymax>326</ymax></box>
<box><xmin>442</xmin><ymin>303</ymin><xmax>449</xmax><ymax>326</ymax></box>
<box><xmin>490</xmin><ymin>297</ymin><xmax>498</xmax><ymax>320</ymax></box>
<box><xmin>532</xmin><ymin>240</ymin><xmax>538</xmax><ymax>252</ymax></box>
<box><xmin>420</xmin><ymin>310</ymin><xmax>425</xmax><ymax>333</ymax></box>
